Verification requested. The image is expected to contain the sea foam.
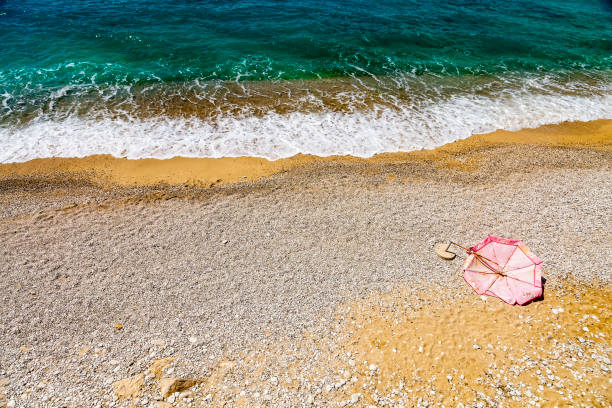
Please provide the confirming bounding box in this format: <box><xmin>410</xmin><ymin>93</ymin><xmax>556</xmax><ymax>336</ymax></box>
<box><xmin>1</xmin><ymin>86</ymin><xmax>611</xmax><ymax>163</ymax></box>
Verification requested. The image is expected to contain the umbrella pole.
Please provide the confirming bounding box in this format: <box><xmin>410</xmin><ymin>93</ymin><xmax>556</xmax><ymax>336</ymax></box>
<box><xmin>449</xmin><ymin>241</ymin><xmax>501</xmax><ymax>270</ymax></box>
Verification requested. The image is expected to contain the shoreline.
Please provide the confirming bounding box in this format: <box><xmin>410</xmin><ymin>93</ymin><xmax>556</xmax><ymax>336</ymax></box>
<box><xmin>1</xmin><ymin>119</ymin><xmax>611</xmax><ymax>189</ymax></box>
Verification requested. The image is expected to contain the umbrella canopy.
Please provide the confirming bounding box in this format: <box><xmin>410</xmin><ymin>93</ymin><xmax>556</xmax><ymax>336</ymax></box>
<box><xmin>462</xmin><ymin>235</ymin><xmax>543</xmax><ymax>305</ymax></box>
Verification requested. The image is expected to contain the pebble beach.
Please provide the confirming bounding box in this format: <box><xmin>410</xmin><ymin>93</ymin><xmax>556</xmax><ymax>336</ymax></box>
<box><xmin>1</xmin><ymin>120</ymin><xmax>611</xmax><ymax>407</ymax></box>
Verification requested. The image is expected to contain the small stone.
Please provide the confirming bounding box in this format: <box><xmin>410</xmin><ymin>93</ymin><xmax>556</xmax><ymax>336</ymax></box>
<box><xmin>351</xmin><ymin>393</ymin><xmax>361</xmax><ymax>403</ymax></box>
<box><xmin>179</xmin><ymin>390</ymin><xmax>193</xmax><ymax>400</ymax></box>
<box><xmin>418</xmin><ymin>346</ymin><xmax>423</xmax><ymax>353</ymax></box>
<box><xmin>270</xmin><ymin>376</ymin><xmax>278</xmax><ymax>385</ymax></box>
<box><xmin>159</xmin><ymin>377</ymin><xmax>197</xmax><ymax>398</ymax></box>
<box><xmin>221</xmin><ymin>240</ymin><xmax>229</xmax><ymax>245</ymax></box>
<box><xmin>188</xmin><ymin>336</ymin><xmax>203</xmax><ymax>346</ymax></box>
<box><xmin>113</xmin><ymin>373</ymin><xmax>145</xmax><ymax>400</ymax></box>
<box><xmin>348</xmin><ymin>359</ymin><xmax>355</xmax><ymax>367</ymax></box>
<box><xmin>167</xmin><ymin>393</ymin><xmax>177</xmax><ymax>403</ymax></box>
<box><xmin>578</xmin><ymin>337</ymin><xmax>585</xmax><ymax>343</ymax></box>
<box><xmin>583</xmin><ymin>327</ymin><xmax>589</xmax><ymax>332</ymax></box>
<box><xmin>150</xmin><ymin>339</ymin><xmax>166</xmax><ymax>347</ymax></box>
<box><xmin>115</xmin><ymin>323</ymin><xmax>123</xmax><ymax>330</ymax></box>
<box><xmin>369</xmin><ymin>364</ymin><xmax>378</xmax><ymax>371</ymax></box>
<box><xmin>473</xmin><ymin>344</ymin><xmax>481</xmax><ymax>350</ymax></box>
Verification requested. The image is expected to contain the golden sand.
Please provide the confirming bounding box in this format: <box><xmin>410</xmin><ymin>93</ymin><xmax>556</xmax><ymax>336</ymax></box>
<box><xmin>1</xmin><ymin>119</ymin><xmax>610</xmax><ymax>188</ymax></box>
<box><xmin>110</xmin><ymin>280</ymin><xmax>611</xmax><ymax>407</ymax></box>
<box><xmin>331</xmin><ymin>283</ymin><xmax>611</xmax><ymax>407</ymax></box>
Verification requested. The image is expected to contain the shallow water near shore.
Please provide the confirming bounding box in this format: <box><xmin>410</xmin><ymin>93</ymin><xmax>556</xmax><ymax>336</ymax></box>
<box><xmin>1</xmin><ymin>0</ymin><xmax>612</xmax><ymax>162</ymax></box>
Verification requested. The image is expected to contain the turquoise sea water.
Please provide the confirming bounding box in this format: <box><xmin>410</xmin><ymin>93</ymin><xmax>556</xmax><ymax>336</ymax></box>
<box><xmin>1</xmin><ymin>0</ymin><xmax>611</xmax><ymax>161</ymax></box>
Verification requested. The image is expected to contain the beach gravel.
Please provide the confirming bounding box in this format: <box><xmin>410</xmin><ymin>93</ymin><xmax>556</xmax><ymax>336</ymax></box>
<box><xmin>0</xmin><ymin>144</ymin><xmax>611</xmax><ymax>406</ymax></box>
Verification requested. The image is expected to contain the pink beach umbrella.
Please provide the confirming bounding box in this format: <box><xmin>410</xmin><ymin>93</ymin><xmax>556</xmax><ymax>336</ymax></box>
<box><xmin>441</xmin><ymin>236</ymin><xmax>543</xmax><ymax>305</ymax></box>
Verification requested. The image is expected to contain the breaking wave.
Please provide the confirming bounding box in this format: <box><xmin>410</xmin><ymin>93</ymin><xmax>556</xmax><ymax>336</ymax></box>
<box><xmin>1</xmin><ymin>71</ymin><xmax>611</xmax><ymax>162</ymax></box>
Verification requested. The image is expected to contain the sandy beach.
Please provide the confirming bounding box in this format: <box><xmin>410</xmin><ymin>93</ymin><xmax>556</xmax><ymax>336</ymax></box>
<box><xmin>1</xmin><ymin>120</ymin><xmax>611</xmax><ymax>407</ymax></box>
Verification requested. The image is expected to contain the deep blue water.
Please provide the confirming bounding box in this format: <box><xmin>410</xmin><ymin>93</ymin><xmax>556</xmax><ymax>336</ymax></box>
<box><xmin>0</xmin><ymin>0</ymin><xmax>611</xmax><ymax>161</ymax></box>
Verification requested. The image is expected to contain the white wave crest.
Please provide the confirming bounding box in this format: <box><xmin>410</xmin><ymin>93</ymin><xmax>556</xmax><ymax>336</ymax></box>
<box><xmin>1</xmin><ymin>90</ymin><xmax>611</xmax><ymax>163</ymax></box>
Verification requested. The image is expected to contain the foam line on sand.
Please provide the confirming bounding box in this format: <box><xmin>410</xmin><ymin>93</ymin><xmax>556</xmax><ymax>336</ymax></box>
<box><xmin>1</xmin><ymin>119</ymin><xmax>610</xmax><ymax>188</ymax></box>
